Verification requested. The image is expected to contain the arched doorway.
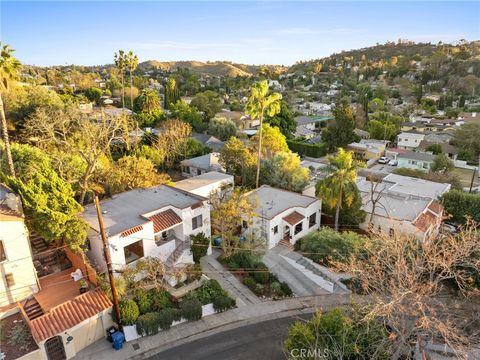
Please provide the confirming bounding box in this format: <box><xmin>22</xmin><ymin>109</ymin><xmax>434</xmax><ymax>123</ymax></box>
<box><xmin>45</xmin><ymin>336</ymin><xmax>66</xmax><ymax>360</ymax></box>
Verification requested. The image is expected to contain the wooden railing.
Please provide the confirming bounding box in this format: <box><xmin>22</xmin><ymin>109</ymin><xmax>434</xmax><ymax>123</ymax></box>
<box><xmin>64</xmin><ymin>248</ymin><xmax>97</xmax><ymax>286</ymax></box>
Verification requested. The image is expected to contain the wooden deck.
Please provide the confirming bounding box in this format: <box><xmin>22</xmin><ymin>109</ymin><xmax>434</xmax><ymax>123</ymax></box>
<box><xmin>35</xmin><ymin>268</ymin><xmax>82</xmax><ymax>311</ymax></box>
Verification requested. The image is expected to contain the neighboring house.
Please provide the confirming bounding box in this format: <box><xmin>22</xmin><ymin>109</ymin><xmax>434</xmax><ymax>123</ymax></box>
<box><xmin>418</xmin><ymin>140</ymin><xmax>458</xmax><ymax>161</ymax></box>
<box><xmin>294</xmin><ymin>115</ymin><xmax>334</xmax><ymax>131</ymax></box>
<box><xmin>400</xmin><ymin>122</ymin><xmax>456</xmax><ymax>133</ymax></box>
<box><xmin>357</xmin><ymin>174</ymin><xmax>450</xmax><ymax>241</ymax></box>
<box><xmin>347</xmin><ymin>139</ymin><xmax>388</xmax><ymax>161</ymax></box>
<box><xmin>294</xmin><ymin>124</ymin><xmax>316</xmax><ymax>139</ymax></box>
<box><xmin>82</xmin><ymin>185</ymin><xmax>211</xmax><ymax>280</ymax></box>
<box><xmin>396</xmin><ymin>131</ymin><xmax>425</xmax><ymax>149</ymax></box>
<box><xmin>354</xmin><ymin>128</ymin><xmax>370</xmax><ymax>140</ymax></box>
<box><xmin>0</xmin><ymin>184</ymin><xmax>39</xmax><ymax>307</ymax></box>
<box><xmin>215</xmin><ymin>111</ymin><xmax>259</xmax><ymax>130</ymax></box>
<box><xmin>392</xmin><ymin>150</ymin><xmax>435</xmax><ymax>171</ymax></box>
<box><xmin>191</xmin><ymin>132</ymin><xmax>225</xmax><ymax>152</ymax></box>
<box><xmin>180</xmin><ymin>153</ymin><xmax>223</xmax><ymax>178</ymax></box>
<box><xmin>175</xmin><ymin>171</ymin><xmax>234</xmax><ymax>198</ymax></box>
<box><xmin>243</xmin><ymin>185</ymin><xmax>322</xmax><ymax>249</ymax></box>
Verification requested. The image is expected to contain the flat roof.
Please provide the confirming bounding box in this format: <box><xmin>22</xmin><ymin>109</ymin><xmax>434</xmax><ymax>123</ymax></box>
<box><xmin>397</xmin><ymin>151</ymin><xmax>435</xmax><ymax>162</ymax></box>
<box><xmin>295</xmin><ymin>115</ymin><xmax>334</xmax><ymax>126</ymax></box>
<box><xmin>383</xmin><ymin>173</ymin><xmax>450</xmax><ymax>199</ymax></box>
<box><xmin>175</xmin><ymin>171</ymin><xmax>233</xmax><ymax>192</ymax></box>
<box><xmin>180</xmin><ymin>153</ymin><xmax>222</xmax><ymax>170</ymax></box>
<box><xmin>82</xmin><ymin>185</ymin><xmax>205</xmax><ymax>236</ymax></box>
<box><xmin>245</xmin><ymin>185</ymin><xmax>318</xmax><ymax>220</ymax></box>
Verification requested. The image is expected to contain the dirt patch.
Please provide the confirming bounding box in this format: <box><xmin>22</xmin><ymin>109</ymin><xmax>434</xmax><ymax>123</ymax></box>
<box><xmin>0</xmin><ymin>312</ymin><xmax>38</xmax><ymax>359</ymax></box>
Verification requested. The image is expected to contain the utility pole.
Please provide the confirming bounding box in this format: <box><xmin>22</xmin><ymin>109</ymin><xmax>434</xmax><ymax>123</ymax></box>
<box><xmin>94</xmin><ymin>196</ymin><xmax>121</xmax><ymax>324</ymax></box>
<box><xmin>469</xmin><ymin>166</ymin><xmax>477</xmax><ymax>193</ymax></box>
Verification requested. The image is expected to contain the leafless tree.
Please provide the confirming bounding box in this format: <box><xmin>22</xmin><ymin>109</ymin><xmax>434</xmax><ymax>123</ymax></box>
<box><xmin>23</xmin><ymin>106</ymin><xmax>132</xmax><ymax>204</ymax></box>
<box><xmin>335</xmin><ymin>221</ymin><xmax>480</xmax><ymax>359</ymax></box>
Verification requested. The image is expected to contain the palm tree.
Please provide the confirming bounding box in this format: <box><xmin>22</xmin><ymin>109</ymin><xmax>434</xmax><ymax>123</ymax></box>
<box><xmin>315</xmin><ymin>148</ymin><xmax>361</xmax><ymax>231</ymax></box>
<box><xmin>125</xmin><ymin>51</ymin><xmax>138</xmax><ymax>109</ymax></box>
<box><xmin>245</xmin><ymin>80</ymin><xmax>282</xmax><ymax>188</ymax></box>
<box><xmin>0</xmin><ymin>42</ymin><xmax>21</xmax><ymax>177</ymax></box>
<box><xmin>114</xmin><ymin>50</ymin><xmax>126</xmax><ymax>108</ymax></box>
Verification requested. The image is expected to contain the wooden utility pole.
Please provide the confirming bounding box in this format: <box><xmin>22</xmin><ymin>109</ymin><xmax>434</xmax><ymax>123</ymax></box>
<box><xmin>94</xmin><ymin>196</ymin><xmax>121</xmax><ymax>324</ymax></box>
<box><xmin>469</xmin><ymin>166</ymin><xmax>477</xmax><ymax>193</ymax></box>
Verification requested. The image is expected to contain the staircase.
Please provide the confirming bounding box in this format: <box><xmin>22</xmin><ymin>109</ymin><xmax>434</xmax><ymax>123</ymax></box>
<box><xmin>23</xmin><ymin>298</ymin><xmax>44</xmax><ymax>320</ymax></box>
<box><xmin>279</xmin><ymin>238</ymin><xmax>294</xmax><ymax>250</ymax></box>
<box><xmin>165</xmin><ymin>240</ymin><xmax>189</xmax><ymax>268</ymax></box>
<box><xmin>30</xmin><ymin>234</ymin><xmax>48</xmax><ymax>254</ymax></box>
<box><xmin>295</xmin><ymin>257</ymin><xmax>338</xmax><ymax>292</ymax></box>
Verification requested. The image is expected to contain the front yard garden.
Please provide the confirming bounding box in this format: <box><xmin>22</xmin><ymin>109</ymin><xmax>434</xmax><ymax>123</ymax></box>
<box><xmin>115</xmin><ymin>279</ymin><xmax>236</xmax><ymax>337</ymax></box>
<box><xmin>219</xmin><ymin>251</ymin><xmax>293</xmax><ymax>299</ymax></box>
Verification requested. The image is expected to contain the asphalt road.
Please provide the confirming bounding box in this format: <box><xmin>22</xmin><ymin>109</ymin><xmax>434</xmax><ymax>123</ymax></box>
<box><xmin>146</xmin><ymin>313</ymin><xmax>311</xmax><ymax>360</ymax></box>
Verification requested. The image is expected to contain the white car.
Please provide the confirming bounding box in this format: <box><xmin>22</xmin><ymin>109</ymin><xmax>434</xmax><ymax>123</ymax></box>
<box><xmin>378</xmin><ymin>157</ymin><xmax>389</xmax><ymax>164</ymax></box>
<box><xmin>388</xmin><ymin>160</ymin><xmax>398</xmax><ymax>166</ymax></box>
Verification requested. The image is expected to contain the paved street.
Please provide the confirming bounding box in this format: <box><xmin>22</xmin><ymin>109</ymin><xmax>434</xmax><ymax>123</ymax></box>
<box><xmin>146</xmin><ymin>313</ymin><xmax>311</xmax><ymax>360</ymax></box>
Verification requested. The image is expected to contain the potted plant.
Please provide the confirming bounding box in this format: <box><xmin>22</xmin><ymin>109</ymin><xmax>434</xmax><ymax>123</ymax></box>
<box><xmin>79</xmin><ymin>278</ymin><xmax>88</xmax><ymax>294</ymax></box>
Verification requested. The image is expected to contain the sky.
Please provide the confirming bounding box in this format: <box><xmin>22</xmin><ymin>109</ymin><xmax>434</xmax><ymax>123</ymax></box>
<box><xmin>1</xmin><ymin>1</ymin><xmax>479</xmax><ymax>66</ymax></box>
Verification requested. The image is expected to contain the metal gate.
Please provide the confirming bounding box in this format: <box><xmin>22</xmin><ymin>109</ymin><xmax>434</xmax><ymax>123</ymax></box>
<box><xmin>45</xmin><ymin>336</ymin><xmax>66</xmax><ymax>360</ymax></box>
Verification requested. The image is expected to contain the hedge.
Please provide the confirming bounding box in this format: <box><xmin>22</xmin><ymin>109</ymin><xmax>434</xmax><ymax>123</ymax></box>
<box><xmin>287</xmin><ymin>140</ymin><xmax>327</xmax><ymax>158</ymax></box>
<box><xmin>180</xmin><ymin>298</ymin><xmax>202</xmax><ymax>321</ymax></box>
<box><xmin>119</xmin><ymin>300</ymin><xmax>140</xmax><ymax>326</ymax></box>
<box><xmin>212</xmin><ymin>295</ymin><xmax>236</xmax><ymax>313</ymax></box>
<box><xmin>440</xmin><ymin>190</ymin><xmax>480</xmax><ymax>224</ymax></box>
<box><xmin>135</xmin><ymin>312</ymin><xmax>160</xmax><ymax>336</ymax></box>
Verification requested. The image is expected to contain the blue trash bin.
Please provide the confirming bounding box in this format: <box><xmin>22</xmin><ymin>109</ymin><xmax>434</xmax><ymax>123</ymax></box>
<box><xmin>111</xmin><ymin>331</ymin><xmax>125</xmax><ymax>351</ymax></box>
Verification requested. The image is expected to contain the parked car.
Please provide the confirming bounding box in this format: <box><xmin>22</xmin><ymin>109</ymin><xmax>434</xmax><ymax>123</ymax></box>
<box><xmin>388</xmin><ymin>160</ymin><xmax>398</xmax><ymax>166</ymax></box>
<box><xmin>378</xmin><ymin>157</ymin><xmax>389</xmax><ymax>164</ymax></box>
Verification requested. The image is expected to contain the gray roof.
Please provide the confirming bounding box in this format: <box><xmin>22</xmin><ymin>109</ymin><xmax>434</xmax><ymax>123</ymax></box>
<box><xmin>294</xmin><ymin>115</ymin><xmax>333</xmax><ymax>126</ymax></box>
<box><xmin>191</xmin><ymin>133</ymin><xmax>225</xmax><ymax>152</ymax></box>
<box><xmin>175</xmin><ymin>172</ymin><xmax>233</xmax><ymax>192</ymax></box>
<box><xmin>245</xmin><ymin>185</ymin><xmax>319</xmax><ymax>220</ymax></box>
<box><xmin>82</xmin><ymin>185</ymin><xmax>205</xmax><ymax>236</ymax></box>
<box><xmin>382</xmin><ymin>174</ymin><xmax>450</xmax><ymax>199</ymax></box>
<box><xmin>397</xmin><ymin>151</ymin><xmax>435</xmax><ymax>162</ymax></box>
<box><xmin>180</xmin><ymin>153</ymin><xmax>222</xmax><ymax>171</ymax></box>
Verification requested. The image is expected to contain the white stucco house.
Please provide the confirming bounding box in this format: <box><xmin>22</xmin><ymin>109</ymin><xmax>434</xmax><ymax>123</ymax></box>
<box><xmin>175</xmin><ymin>171</ymin><xmax>234</xmax><ymax>198</ymax></box>
<box><xmin>82</xmin><ymin>185</ymin><xmax>211</xmax><ymax>279</ymax></box>
<box><xmin>396</xmin><ymin>131</ymin><xmax>425</xmax><ymax>149</ymax></box>
<box><xmin>0</xmin><ymin>184</ymin><xmax>39</xmax><ymax>307</ymax></box>
<box><xmin>357</xmin><ymin>174</ymin><xmax>450</xmax><ymax>241</ymax></box>
<box><xmin>243</xmin><ymin>186</ymin><xmax>322</xmax><ymax>249</ymax></box>
<box><xmin>180</xmin><ymin>153</ymin><xmax>224</xmax><ymax>178</ymax></box>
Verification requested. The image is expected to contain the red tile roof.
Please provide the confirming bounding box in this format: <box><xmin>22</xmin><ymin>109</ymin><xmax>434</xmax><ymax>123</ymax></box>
<box><xmin>414</xmin><ymin>211</ymin><xmax>438</xmax><ymax>233</ymax></box>
<box><xmin>427</xmin><ymin>200</ymin><xmax>443</xmax><ymax>215</ymax></box>
<box><xmin>120</xmin><ymin>225</ymin><xmax>144</xmax><ymax>238</ymax></box>
<box><xmin>283</xmin><ymin>211</ymin><xmax>304</xmax><ymax>226</ymax></box>
<box><xmin>148</xmin><ymin>209</ymin><xmax>182</xmax><ymax>233</ymax></box>
<box><xmin>28</xmin><ymin>288</ymin><xmax>112</xmax><ymax>342</ymax></box>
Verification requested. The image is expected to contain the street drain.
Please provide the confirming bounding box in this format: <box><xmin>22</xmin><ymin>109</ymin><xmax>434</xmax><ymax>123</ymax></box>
<box><xmin>132</xmin><ymin>343</ymin><xmax>140</xmax><ymax>351</ymax></box>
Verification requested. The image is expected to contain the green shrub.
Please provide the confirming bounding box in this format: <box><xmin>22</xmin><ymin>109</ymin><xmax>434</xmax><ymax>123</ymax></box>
<box><xmin>186</xmin><ymin>279</ymin><xmax>227</xmax><ymax>305</ymax></box>
<box><xmin>135</xmin><ymin>289</ymin><xmax>154</xmax><ymax>314</ymax></box>
<box><xmin>213</xmin><ymin>295</ymin><xmax>236</xmax><ymax>313</ymax></box>
<box><xmin>228</xmin><ymin>251</ymin><xmax>258</xmax><ymax>269</ymax></box>
<box><xmin>157</xmin><ymin>309</ymin><xmax>175</xmax><ymax>330</ymax></box>
<box><xmin>254</xmin><ymin>283</ymin><xmax>264</xmax><ymax>296</ymax></box>
<box><xmin>286</xmin><ymin>140</ymin><xmax>327</xmax><ymax>158</ymax></box>
<box><xmin>243</xmin><ymin>277</ymin><xmax>256</xmax><ymax>291</ymax></box>
<box><xmin>270</xmin><ymin>281</ymin><xmax>283</xmax><ymax>298</ymax></box>
<box><xmin>440</xmin><ymin>190</ymin><xmax>480</xmax><ymax>224</ymax></box>
<box><xmin>119</xmin><ymin>299</ymin><xmax>140</xmax><ymax>325</ymax></box>
<box><xmin>136</xmin><ymin>312</ymin><xmax>160</xmax><ymax>336</ymax></box>
<box><xmin>298</xmin><ymin>227</ymin><xmax>367</xmax><ymax>267</ymax></box>
<box><xmin>252</xmin><ymin>262</ymin><xmax>270</xmax><ymax>284</ymax></box>
<box><xmin>280</xmin><ymin>282</ymin><xmax>293</xmax><ymax>297</ymax></box>
<box><xmin>7</xmin><ymin>322</ymin><xmax>33</xmax><ymax>351</ymax></box>
<box><xmin>151</xmin><ymin>289</ymin><xmax>173</xmax><ymax>311</ymax></box>
<box><xmin>191</xmin><ymin>232</ymin><xmax>210</xmax><ymax>263</ymax></box>
<box><xmin>171</xmin><ymin>308</ymin><xmax>183</xmax><ymax>322</ymax></box>
<box><xmin>181</xmin><ymin>298</ymin><xmax>203</xmax><ymax>321</ymax></box>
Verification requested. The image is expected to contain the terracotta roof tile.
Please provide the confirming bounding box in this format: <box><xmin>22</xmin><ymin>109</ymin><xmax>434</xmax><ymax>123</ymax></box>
<box><xmin>148</xmin><ymin>209</ymin><xmax>182</xmax><ymax>233</ymax></box>
<box><xmin>427</xmin><ymin>200</ymin><xmax>443</xmax><ymax>215</ymax></box>
<box><xmin>414</xmin><ymin>211</ymin><xmax>438</xmax><ymax>233</ymax></box>
<box><xmin>120</xmin><ymin>225</ymin><xmax>144</xmax><ymax>237</ymax></box>
<box><xmin>28</xmin><ymin>288</ymin><xmax>112</xmax><ymax>342</ymax></box>
<box><xmin>283</xmin><ymin>211</ymin><xmax>305</xmax><ymax>226</ymax></box>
